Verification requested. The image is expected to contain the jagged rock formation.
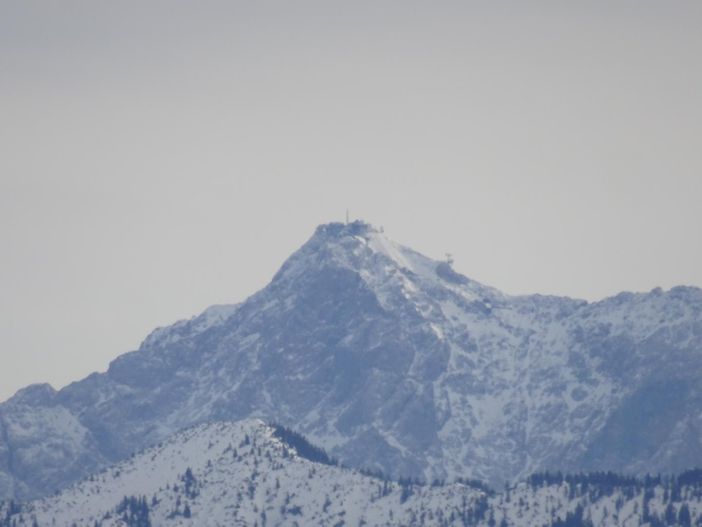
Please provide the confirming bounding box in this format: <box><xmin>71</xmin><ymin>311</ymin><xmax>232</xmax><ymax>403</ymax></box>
<box><xmin>1</xmin><ymin>221</ymin><xmax>701</xmax><ymax>500</ymax></box>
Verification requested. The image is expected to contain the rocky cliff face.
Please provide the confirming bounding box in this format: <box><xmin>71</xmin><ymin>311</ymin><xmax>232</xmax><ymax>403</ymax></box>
<box><xmin>1</xmin><ymin>221</ymin><xmax>701</xmax><ymax>500</ymax></box>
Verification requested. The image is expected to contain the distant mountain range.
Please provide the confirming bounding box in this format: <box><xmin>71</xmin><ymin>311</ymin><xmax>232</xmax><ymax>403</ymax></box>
<box><xmin>1</xmin><ymin>220</ymin><xmax>701</xmax><ymax>503</ymax></box>
<box><xmin>3</xmin><ymin>419</ymin><xmax>701</xmax><ymax>526</ymax></box>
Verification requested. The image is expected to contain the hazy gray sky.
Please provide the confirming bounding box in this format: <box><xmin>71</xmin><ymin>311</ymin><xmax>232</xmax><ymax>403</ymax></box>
<box><xmin>1</xmin><ymin>1</ymin><xmax>701</xmax><ymax>401</ymax></box>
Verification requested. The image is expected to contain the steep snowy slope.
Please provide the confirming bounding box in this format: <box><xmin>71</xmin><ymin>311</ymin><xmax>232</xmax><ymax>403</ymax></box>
<box><xmin>1</xmin><ymin>221</ymin><xmax>701</xmax><ymax>500</ymax></box>
<box><xmin>2</xmin><ymin>420</ymin><xmax>702</xmax><ymax>527</ymax></box>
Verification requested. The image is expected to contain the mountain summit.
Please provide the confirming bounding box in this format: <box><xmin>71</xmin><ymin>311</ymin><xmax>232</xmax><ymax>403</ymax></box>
<box><xmin>1</xmin><ymin>221</ymin><xmax>701</xmax><ymax>500</ymax></box>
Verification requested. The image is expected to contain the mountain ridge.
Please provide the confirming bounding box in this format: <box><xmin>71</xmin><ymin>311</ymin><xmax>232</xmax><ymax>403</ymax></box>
<box><xmin>1</xmin><ymin>220</ymin><xmax>701</xmax><ymax>500</ymax></box>
<box><xmin>3</xmin><ymin>419</ymin><xmax>702</xmax><ymax>527</ymax></box>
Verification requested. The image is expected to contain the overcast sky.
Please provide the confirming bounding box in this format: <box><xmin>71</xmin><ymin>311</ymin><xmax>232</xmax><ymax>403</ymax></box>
<box><xmin>1</xmin><ymin>1</ymin><xmax>701</xmax><ymax>401</ymax></box>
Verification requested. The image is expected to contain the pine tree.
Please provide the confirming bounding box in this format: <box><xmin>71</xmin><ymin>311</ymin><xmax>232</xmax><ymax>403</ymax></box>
<box><xmin>664</xmin><ymin>503</ymin><xmax>676</xmax><ymax>525</ymax></box>
<box><xmin>678</xmin><ymin>503</ymin><xmax>692</xmax><ymax>527</ymax></box>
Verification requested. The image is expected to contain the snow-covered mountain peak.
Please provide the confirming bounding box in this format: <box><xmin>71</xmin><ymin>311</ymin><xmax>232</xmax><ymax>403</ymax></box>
<box><xmin>270</xmin><ymin>220</ymin><xmax>499</xmax><ymax>311</ymax></box>
<box><xmin>1</xmin><ymin>221</ymin><xmax>701</xmax><ymax>502</ymax></box>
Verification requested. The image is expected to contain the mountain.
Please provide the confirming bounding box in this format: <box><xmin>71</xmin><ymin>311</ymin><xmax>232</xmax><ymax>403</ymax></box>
<box><xmin>0</xmin><ymin>419</ymin><xmax>486</xmax><ymax>527</ymax></box>
<box><xmin>1</xmin><ymin>220</ymin><xmax>701</xmax><ymax>500</ymax></box>
<box><xmin>3</xmin><ymin>419</ymin><xmax>702</xmax><ymax>527</ymax></box>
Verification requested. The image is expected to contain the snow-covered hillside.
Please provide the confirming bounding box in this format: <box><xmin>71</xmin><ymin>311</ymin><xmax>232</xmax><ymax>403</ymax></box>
<box><xmin>0</xmin><ymin>420</ymin><xmax>487</xmax><ymax>526</ymax></box>
<box><xmin>2</xmin><ymin>420</ymin><xmax>701</xmax><ymax>527</ymax></box>
<box><xmin>1</xmin><ymin>221</ymin><xmax>701</xmax><ymax>500</ymax></box>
